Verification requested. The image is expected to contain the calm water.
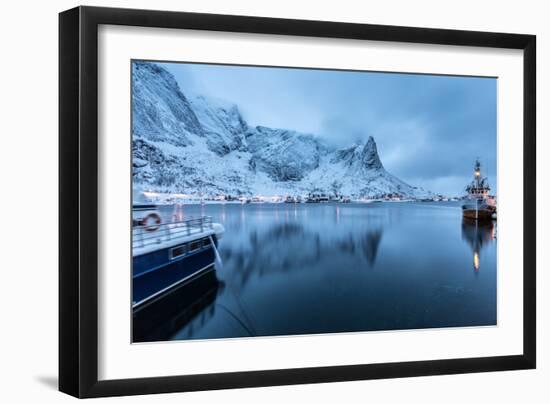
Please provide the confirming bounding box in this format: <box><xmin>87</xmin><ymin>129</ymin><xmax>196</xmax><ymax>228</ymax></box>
<box><xmin>152</xmin><ymin>202</ymin><xmax>497</xmax><ymax>341</ymax></box>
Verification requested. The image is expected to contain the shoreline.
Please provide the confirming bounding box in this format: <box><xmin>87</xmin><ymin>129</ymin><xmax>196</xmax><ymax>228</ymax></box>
<box><xmin>138</xmin><ymin>199</ymin><xmax>461</xmax><ymax>206</ymax></box>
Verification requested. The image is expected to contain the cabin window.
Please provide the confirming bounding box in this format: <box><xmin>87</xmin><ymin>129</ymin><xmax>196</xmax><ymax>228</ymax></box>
<box><xmin>170</xmin><ymin>245</ymin><xmax>187</xmax><ymax>260</ymax></box>
<box><xmin>189</xmin><ymin>240</ymin><xmax>202</xmax><ymax>253</ymax></box>
<box><xmin>185</xmin><ymin>238</ymin><xmax>211</xmax><ymax>254</ymax></box>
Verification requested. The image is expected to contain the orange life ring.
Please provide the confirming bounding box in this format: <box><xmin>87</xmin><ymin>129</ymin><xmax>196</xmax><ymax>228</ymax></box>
<box><xmin>141</xmin><ymin>213</ymin><xmax>161</xmax><ymax>232</ymax></box>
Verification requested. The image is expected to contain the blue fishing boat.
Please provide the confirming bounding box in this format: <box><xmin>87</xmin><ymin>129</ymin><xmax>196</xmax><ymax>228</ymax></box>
<box><xmin>132</xmin><ymin>204</ymin><xmax>224</xmax><ymax>311</ymax></box>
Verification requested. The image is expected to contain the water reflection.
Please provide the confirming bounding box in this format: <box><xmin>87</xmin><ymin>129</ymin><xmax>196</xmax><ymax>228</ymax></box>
<box><xmin>133</xmin><ymin>268</ymin><xmax>223</xmax><ymax>342</ymax></box>
<box><xmin>222</xmin><ymin>222</ymin><xmax>385</xmax><ymax>290</ymax></box>
<box><xmin>171</xmin><ymin>203</ymin><xmax>185</xmax><ymax>222</ymax></box>
<box><xmin>145</xmin><ymin>202</ymin><xmax>497</xmax><ymax>341</ymax></box>
<box><xmin>360</xmin><ymin>229</ymin><xmax>383</xmax><ymax>266</ymax></box>
<box><xmin>461</xmin><ymin>219</ymin><xmax>496</xmax><ymax>272</ymax></box>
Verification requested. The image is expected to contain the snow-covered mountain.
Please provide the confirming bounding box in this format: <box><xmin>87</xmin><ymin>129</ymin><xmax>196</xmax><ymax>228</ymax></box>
<box><xmin>189</xmin><ymin>95</ymin><xmax>248</xmax><ymax>156</ymax></box>
<box><xmin>132</xmin><ymin>61</ymin><xmax>430</xmax><ymax>199</ymax></box>
<box><xmin>246</xmin><ymin>126</ymin><xmax>326</xmax><ymax>182</ymax></box>
<box><xmin>132</xmin><ymin>62</ymin><xmax>203</xmax><ymax>146</ymax></box>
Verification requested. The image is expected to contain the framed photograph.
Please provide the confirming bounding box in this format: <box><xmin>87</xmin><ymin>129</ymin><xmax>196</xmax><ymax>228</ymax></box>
<box><xmin>59</xmin><ymin>6</ymin><xmax>536</xmax><ymax>398</ymax></box>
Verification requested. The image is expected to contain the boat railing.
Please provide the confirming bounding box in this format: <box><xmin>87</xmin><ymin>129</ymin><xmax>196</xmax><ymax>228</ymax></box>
<box><xmin>132</xmin><ymin>216</ymin><xmax>214</xmax><ymax>250</ymax></box>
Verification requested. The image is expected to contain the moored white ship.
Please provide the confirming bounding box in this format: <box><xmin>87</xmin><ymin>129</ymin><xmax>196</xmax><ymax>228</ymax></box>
<box><xmin>462</xmin><ymin>159</ymin><xmax>496</xmax><ymax>221</ymax></box>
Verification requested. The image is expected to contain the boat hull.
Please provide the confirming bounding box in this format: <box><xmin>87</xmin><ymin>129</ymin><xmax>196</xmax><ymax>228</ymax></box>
<box><xmin>133</xmin><ymin>235</ymin><xmax>218</xmax><ymax>308</ymax></box>
<box><xmin>462</xmin><ymin>208</ymin><xmax>494</xmax><ymax>221</ymax></box>
<box><xmin>133</xmin><ymin>267</ymin><xmax>222</xmax><ymax>342</ymax></box>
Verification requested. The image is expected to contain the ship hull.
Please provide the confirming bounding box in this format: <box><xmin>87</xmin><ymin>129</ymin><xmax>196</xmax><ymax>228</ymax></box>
<box><xmin>133</xmin><ymin>267</ymin><xmax>222</xmax><ymax>342</ymax></box>
<box><xmin>132</xmin><ymin>235</ymin><xmax>218</xmax><ymax>309</ymax></box>
<box><xmin>462</xmin><ymin>208</ymin><xmax>494</xmax><ymax>221</ymax></box>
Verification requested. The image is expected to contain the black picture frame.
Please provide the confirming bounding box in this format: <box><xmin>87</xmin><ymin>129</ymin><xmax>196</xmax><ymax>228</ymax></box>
<box><xmin>59</xmin><ymin>6</ymin><xmax>536</xmax><ymax>398</ymax></box>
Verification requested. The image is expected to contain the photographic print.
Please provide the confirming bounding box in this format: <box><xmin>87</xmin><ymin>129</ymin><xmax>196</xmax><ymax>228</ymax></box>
<box><xmin>131</xmin><ymin>60</ymin><xmax>497</xmax><ymax>343</ymax></box>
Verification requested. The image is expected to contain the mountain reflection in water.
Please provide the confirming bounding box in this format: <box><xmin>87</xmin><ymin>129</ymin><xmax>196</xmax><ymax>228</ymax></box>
<box><xmin>226</xmin><ymin>222</ymin><xmax>384</xmax><ymax>290</ymax></box>
<box><xmin>145</xmin><ymin>202</ymin><xmax>497</xmax><ymax>341</ymax></box>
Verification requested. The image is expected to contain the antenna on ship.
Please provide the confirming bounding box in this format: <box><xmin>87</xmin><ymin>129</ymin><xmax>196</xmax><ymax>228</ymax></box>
<box><xmin>474</xmin><ymin>157</ymin><xmax>481</xmax><ymax>178</ymax></box>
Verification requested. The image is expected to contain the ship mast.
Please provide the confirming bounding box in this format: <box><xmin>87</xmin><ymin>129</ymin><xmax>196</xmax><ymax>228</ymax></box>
<box><xmin>473</xmin><ymin>159</ymin><xmax>483</xmax><ymax>189</ymax></box>
<box><xmin>466</xmin><ymin>159</ymin><xmax>490</xmax><ymax>200</ymax></box>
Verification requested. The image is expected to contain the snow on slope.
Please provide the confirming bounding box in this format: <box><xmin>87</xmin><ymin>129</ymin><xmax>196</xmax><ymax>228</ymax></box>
<box><xmin>132</xmin><ymin>61</ymin><xmax>203</xmax><ymax>146</ymax></box>
<box><xmin>132</xmin><ymin>61</ymin><xmax>430</xmax><ymax>199</ymax></box>
<box><xmin>189</xmin><ymin>95</ymin><xmax>248</xmax><ymax>156</ymax></box>
<box><xmin>302</xmin><ymin>138</ymin><xmax>425</xmax><ymax>198</ymax></box>
<box><xmin>245</xmin><ymin>126</ymin><xmax>326</xmax><ymax>182</ymax></box>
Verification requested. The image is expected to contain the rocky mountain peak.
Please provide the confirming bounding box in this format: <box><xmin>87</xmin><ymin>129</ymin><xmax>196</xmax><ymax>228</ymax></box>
<box><xmin>190</xmin><ymin>95</ymin><xmax>248</xmax><ymax>156</ymax></box>
<box><xmin>359</xmin><ymin>136</ymin><xmax>383</xmax><ymax>170</ymax></box>
<box><xmin>331</xmin><ymin>136</ymin><xmax>383</xmax><ymax>170</ymax></box>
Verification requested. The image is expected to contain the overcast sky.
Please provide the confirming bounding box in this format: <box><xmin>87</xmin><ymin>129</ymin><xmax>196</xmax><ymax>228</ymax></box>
<box><xmin>162</xmin><ymin>62</ymin><xmax>497</xmax><ymax>196</ymax></box>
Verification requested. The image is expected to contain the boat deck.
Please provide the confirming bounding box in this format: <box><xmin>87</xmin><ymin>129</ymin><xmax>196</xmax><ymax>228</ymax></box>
<box><xmin>133</xmin><ymin>216</ymin><xmax>219</xmax><ymax>256</ymax></box>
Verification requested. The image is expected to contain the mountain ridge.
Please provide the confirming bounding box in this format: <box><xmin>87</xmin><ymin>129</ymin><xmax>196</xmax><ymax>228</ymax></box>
<box><xmin>132</xmin><ymin>61</ymin><xmax>431</xmax><ymax>199</ymax></box>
